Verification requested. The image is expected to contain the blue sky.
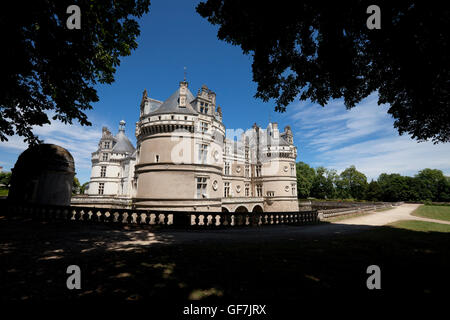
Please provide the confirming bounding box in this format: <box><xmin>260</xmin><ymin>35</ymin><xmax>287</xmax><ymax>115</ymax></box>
<box><xmin>1</xmin><ymin>0</ymin><xmax>450</xmax><ymax>183</ymax></box>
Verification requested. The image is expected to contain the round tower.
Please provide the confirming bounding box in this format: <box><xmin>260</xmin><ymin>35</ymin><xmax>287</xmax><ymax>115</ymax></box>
<box><xmin>134</xmin><ymin>82</ymin><xmax>225</xmax><ymax>211</ymax></box>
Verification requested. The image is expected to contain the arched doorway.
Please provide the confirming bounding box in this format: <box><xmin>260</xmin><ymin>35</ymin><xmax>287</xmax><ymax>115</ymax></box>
<box><xmin>252</xmin><ymin>205</ymin><xmax>263</xmax><ymax>213</ymax></box>
<box><xmin>222</xmin><ymin>207</ymin><xmax>229</xmax><ymax>213</ymax></box>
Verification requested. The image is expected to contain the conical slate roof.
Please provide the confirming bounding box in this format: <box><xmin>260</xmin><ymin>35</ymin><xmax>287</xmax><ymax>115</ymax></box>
<box><xmin>112</xmin><ymin>130</ymin><xmax>135</xmax><ymax>154</ymax></box>
<box><xmin>150</xmin><ymin>87</ymin><xmax>198</xmax><ymax>115</ymax></box>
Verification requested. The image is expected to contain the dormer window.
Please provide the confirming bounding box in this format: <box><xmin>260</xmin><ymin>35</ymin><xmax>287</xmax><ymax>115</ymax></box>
<box><xmin>199</xmin><ymin>102</ymin><xmax>209</xmax><ymax>114</ymax></box>
<box><xmin>104</xmin><ymin>141</ymin><xmax>110</xmax><ymax>149</ymax></box>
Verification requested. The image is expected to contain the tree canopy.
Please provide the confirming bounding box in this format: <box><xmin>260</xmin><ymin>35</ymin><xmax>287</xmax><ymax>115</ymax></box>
<box><xmin>72</xmin><ymin>176</ymin><xmax>81</xmax><ymax>195</ymax></box>
<box><xmin>197</xmin><ymin>1</ymin><xmax>450</xmax><ymax>143</ymax></box>
<box><xmin>336</xmin><ymin>165</ymin><xmax>368</xmax><ymax>199</ymax></box>
<box><xmin>0</xmin><ymin>0</ymin><xmax>151</xmax><ymax>144</ymax></box>
<box><xmin>295</xmin><ymin>162</ymin><xmax>450</xmax><ymax>202</ymax></box>
<box><xmin>296</xmin><ymin>162</ymin><xmax>315</xmax><ymax>198</ymax></box>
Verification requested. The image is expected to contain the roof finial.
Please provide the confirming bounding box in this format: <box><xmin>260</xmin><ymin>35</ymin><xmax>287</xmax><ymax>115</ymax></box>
<box><xmin>183</xmin><ymin>66</ymin><xmax>187</xmax><ymax>82</ymax></box>
<box><xmin>119</xmin><ymin>120</ymin><xmax>126</xmax><ymax>132</ymax></box>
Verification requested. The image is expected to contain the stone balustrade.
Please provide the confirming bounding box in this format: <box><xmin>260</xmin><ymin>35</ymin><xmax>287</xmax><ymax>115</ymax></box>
<box><xmin>1</xmin><ymin>200</ymin><xmax>318</xmax><ymax>228</ymax></box>
<box><xmin>318</xmin><ymin>202</ymin><xmax>404</xmax><ymax>219</ymax></box>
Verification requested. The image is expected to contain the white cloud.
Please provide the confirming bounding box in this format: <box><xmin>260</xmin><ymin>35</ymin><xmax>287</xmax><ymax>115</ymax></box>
<box><xmin>0</xmin><ymin>120</ymin><xmax>104</xmax><ymax>182</ymax></box>
<box><xmin>289</xmin><ymin>93</ymin><xmax>450</xmax><ymax>179</ymax></box>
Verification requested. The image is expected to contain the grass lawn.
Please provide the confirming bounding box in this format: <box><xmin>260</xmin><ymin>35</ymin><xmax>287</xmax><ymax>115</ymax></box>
<box><xmin>412</xmin><ymin>204</ymin><xmax>450</xmax><ymax>222</ymax></box>
<box><xmin>389</xmin><ymin>219</ymin><xmax>450</xmax><ymax>232</ymax></box>
<box><xmin>0</xmin><ymin>188</ymin><xmax>8</xmax><ymax>196</ymax></box>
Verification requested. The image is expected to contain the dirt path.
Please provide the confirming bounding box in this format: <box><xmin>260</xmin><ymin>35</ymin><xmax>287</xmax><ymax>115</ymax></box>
<box><xmin>337</xmin><ymin>203</ymin><xmax>450</xmax><ymax>226</ymax></box>
<box><xmin>337</xmin><ymin>203</ymin><xmax>421</xmax><ymax>226</ymax></box>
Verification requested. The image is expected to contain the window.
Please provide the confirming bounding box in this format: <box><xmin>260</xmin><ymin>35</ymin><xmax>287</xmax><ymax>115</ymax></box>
<box><xmin>198</xmin><ymin>144</ymin><xmax>208</xmax><ymax>163</ymax></box>
<box><xmin>224</xmin><ymin>162</ymin><xmax>230</xmax><ymax>175</ymax></box>
<box><xmin>291</xmin><ymin>163</ymin><xmax>295</xmax><ymax>176</ymax></box>
<box><xmin>102</xmin><ymin>153</ymin><xmax>108</xmax><ymax>161</ymax></box>
<box><xmin>100</xmin><ymin>166</ymin><xmax>106</xmax><ymax>178</ymax></box>
<box><xmin>256</xmin><ymin>184</ymin><xmax>263</xmax><ymax>197</ymax></box>
<box><xmin>267</xmin><ymin>191</ymin><xmax>274</xmax><ymax>197</ymax></box>
<box><xmin>256</xmin><ymin>165</ymin><xmax>262</xmax><ymax>177</ymax></box>
<box><xmin>225</xmin><ymin>146</ymin><xmax>230</xmax><ymax>154</ymax></box>
<box><xmin>224</xmin><ymin>182</ymin><xmax>230</xmax><ymax>197</ymax></box>
<box><xmin>104</xmin><ymin>141</ymin><xmax>110</xmax><ymax>149</ymax></box>
<box><xmin>155</xmin><ymin>155</ymin><xmax>160</xmax><ymax>163</ymax></box>
<box><xmin>245</xmin><ymin>184</ymin><xmax>250</xmax><ymax>197</ymax></box>
<box><xmin>245</xmin><ymin>149</ymin><xmax>249</xmax><ymax>160</ymax></box>
<box><xmin>199</xmin><ymin>102</ymin><xmax>209</xmax><ymax>114</ymax></box>
<box><xmin>200</xmin><ymin>121</ymin><xmax>208</xmax><ymax>133</ymax></box>
<box><xmin>185</xmin><ymin>116</ymin><xmax>188</xmax><ymax>120</ymax></box>
<box><xmin>196</xmin><ymin>177</ymin><xmax>207</xmax><ymax>198</ymax></box>
<box><xmin>291</xmin><ymin>183</ymin><xmax>296</xmax><ymax>196</ymax></box>
<box><xmin>98</xmin><ymin>183</ymin><xmax>104</xmax><ymax>195</ymax></box>
<box><xmin>245</xmin><ymin>165</ymin><xmax>250</xmax><ymax>178</ymax></box>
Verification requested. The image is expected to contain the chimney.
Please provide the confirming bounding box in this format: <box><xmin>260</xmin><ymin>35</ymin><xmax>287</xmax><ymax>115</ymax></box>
<box><xmin>272</xmin><ymin>122</ymin><xmax>279</xmax><ymax>139</ymax></box>
<box><xmin>178</xmin><ymin>81</ymin><xmax>188</xmax><ymax>108</ymax></box>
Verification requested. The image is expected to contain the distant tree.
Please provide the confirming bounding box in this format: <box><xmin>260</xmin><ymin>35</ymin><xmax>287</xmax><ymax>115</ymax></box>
<box><xmin>336</xmin><ymin>165</ymin><xmax>368</xmax><ymax>200</ymax></box>
<box><xmin>437</xmin><ymin>178</ymin><xmax>450</xmax><ymax>202</ymax></box>
<box><xmin>72</xmin><ymin>176</ymin><xmax>81</xmax><ymax>195</ymax></box>
<box><xmin>80</xmin><ymin>182</ymin><xmax>89</xmax><ymax>195</ymax></box>
<box><xmin>0</xmin><ymin>172</ymin><xmax>12</xmax><ymax>188</ymax></box>
<box><xmin>296</xmin><ymin>162</ymin><xmax>315</xmax><ymax>198</ymax></box>
<box><xmin>310</xmin><ymin>167</ymin><xmax>336</xmax><ymax>199</ymax></box>
<box><xmin>197</xmin><ymin>1</ymin><xmax>450</xmax><ymax>143</ymax></box>
<box><xmin>377</xmin><ymin>173</ymin><xmax>411</xmax><ymax>201</ymax></box>
<box><xmin>415</xmin><ymin>169</ymin><xmax>447</xmax><ymax>201</ymax></box>
<box><xmin>365</xmin><ymin>180</ymin><xmax>382</xmax><ymax>201</ymax></box>
<box><xmin>0</xmin><ymin>0</ymin><xmax>151</xmax><ymax>144</ymax></box>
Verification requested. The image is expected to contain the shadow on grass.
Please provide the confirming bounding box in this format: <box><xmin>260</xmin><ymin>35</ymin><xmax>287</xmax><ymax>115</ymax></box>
<box><xmin>0</xmin><ymin>215</ymin><xmax>449</xmax><ymax>305</ymax></box>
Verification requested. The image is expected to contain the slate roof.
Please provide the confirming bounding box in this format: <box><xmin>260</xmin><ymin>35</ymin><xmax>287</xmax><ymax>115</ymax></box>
<box><xmin>149</xmin><ymin>87</ymin><xmax>198</xmax><ymax>115</ymax></box>
<box><xmin>112</xmin><ymin>130</ymin><xmax>135</xmax><ymax>154</ymax></box>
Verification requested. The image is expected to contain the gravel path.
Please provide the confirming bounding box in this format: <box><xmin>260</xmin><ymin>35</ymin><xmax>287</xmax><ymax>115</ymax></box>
<box><xmin>337</xmin><ymin>203</ymin><xmax>450</xmax><ymax>226</ymax></box>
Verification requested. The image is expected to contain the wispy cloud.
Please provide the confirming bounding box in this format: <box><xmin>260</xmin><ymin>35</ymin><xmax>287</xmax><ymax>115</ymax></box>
<box><xmin>289</xmin><ymin>93</ymin><xmax>450</xmax><ymax>179</ymax></box>
<box><xmin>0</xmin><ymin>119</ymin><xmax>105</xmax><ymax>182</ymax></box>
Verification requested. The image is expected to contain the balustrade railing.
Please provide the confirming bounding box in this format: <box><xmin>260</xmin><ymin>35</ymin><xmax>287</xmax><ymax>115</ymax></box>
<box><xmin>1</xmin><ymin>200</ymin><xmax>318</xmax><ymax>228</ymax></box>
